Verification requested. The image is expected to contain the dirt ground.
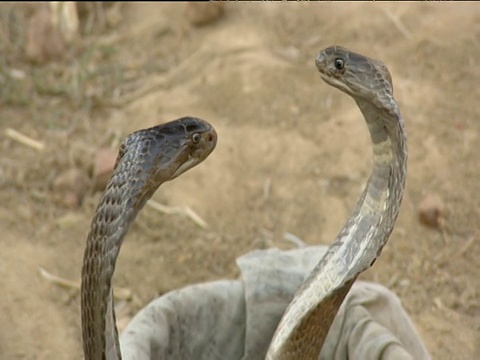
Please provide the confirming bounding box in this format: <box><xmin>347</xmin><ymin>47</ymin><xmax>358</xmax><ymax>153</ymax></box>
<box><xmin>0</xmin><ymin>3</ymin><xmax>479</xmax><ymax>359</ymax></box>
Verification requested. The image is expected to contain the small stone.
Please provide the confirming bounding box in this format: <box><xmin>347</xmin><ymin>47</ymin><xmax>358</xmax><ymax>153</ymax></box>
<box><xmin>418</xmin><ymin>193</ymin><xmax>447</xmax><ymax>228</ymax></box>
<box><xmin>185</xmin><ymin>2</ymin><xmax>225</xmax><ymax>27</ymax></box>
<box><xmin>53</xmin><ymin>168</ymin><xmax>89</xmax><ymax>208</ymax></box>
<box><xmin>93</xmin><ymin>148</ymin><xmax>118</xmax><ymax>191</ymax></box>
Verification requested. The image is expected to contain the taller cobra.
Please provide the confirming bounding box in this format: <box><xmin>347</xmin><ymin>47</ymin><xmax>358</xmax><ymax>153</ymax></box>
<box><xmin>81</xmin><ymin>117</ymin><xmax>217</xmax><ymax>359</ymax></box>
<box><xmin>267</xmin><ymin>46</ymin><xmax>407</xmax><ymax>359</ymax></box>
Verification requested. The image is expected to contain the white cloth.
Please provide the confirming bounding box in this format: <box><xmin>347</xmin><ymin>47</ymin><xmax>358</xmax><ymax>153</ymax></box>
<box><xmin>120</xmin><ymin>246</ymin><xmax>431</xmax><ymax>359</ymax></box>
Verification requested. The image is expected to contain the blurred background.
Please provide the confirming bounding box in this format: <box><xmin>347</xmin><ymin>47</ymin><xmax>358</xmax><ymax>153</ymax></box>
<box><xmin>0</xmin><ymin>2</ymin><xmax>478</xmax><ymax>359</ymax></box>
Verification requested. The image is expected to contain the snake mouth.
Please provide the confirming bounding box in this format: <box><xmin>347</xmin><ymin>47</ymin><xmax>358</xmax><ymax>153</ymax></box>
<box><xmin>171</xmin><ymin>130</ymin><xmax>216</xmax><ymax>180</ymax></box>
<box><xmin>319</xmin><ymin>72</ymin><xmax>354</xmax><ymax>97</ymax></box>
<box><xmin>171</xmin><ymin>156</ymin><xmax>198</xmax><ymax>179</ymax></box>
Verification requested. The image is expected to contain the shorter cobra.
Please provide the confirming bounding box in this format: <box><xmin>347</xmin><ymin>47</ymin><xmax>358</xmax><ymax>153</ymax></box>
<box><xmin>80</xmin><ymin>117</ymin><xmax>217</xmax><ymax>359</ymax></box>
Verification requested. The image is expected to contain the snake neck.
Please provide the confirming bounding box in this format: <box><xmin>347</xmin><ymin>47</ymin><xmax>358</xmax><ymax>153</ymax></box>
<box><xmin>81</xmin><ymin>160</ymin><xmax>161</xmax><ymax>360</ymax></box>
<box><xmin>266</xmin><ymin>99</ymin><xmax>407</xmax><ymax>359</ymax></box>
<box><xmin>355</xmin><ymin>98</ymin><xmax>407</xmax><ymax>261</ymax></box>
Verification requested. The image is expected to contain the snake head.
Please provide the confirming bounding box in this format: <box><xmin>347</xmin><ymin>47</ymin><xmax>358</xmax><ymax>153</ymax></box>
<box><xmin>315</xmin><ymin>46</ymin><xmax>395</xmax><ymax>111</ymax></box>
<box><xmin>171</xmin><ymin>116</ymin><xmax>218</xmax><ymax>179</ymax></box>
<box><xmin>113</xmin><ymin>116</ymin><xmax>217</xmax><ymax>210</ymax></box>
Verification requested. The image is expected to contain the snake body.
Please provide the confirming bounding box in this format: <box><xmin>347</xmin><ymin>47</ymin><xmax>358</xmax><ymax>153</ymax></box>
<box><xmin>80</xmin><ymin>117</ymin><xmax>217</xmax><ymax>359</ymax></box>
<box><xmin>266</xmin><ymin>46</ymin><xmax>407</xmax><ymax>359</ymax></box>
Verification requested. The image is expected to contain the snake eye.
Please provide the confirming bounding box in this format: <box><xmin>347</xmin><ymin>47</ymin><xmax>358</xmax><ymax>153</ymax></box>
<box><xmin>334</xmin><ymin>57</ymin><xmax>345</xmax><ymax>70</ymax></box>
<box><xmin>191</xmin><ymin>133</ymin><xmax>201</xmax><ymax>144</ymax></box>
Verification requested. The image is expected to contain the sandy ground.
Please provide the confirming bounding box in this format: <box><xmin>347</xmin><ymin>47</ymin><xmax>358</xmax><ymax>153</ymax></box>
<box><xmin>0</xmin><ymin>3</ymin><xmax>479</xmax><ymax>359</ymax></box>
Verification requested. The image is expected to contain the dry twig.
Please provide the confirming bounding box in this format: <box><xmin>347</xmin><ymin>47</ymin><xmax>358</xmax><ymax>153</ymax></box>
<box><xmin>38</xmin><ymin>266</ymin><xmax>132</xmax><ymax>300</ymax></box>
<box><xmin>452</xmin><ymin>231</ymin><xmax>478</xmax><ymax>259</ymax></box>
<box><xmin>147</xmin><ymin>199</ymin><xmax>208</xmax><ymax>229</ymax></box>
<box><xmin>4</xmin><ymin>128</ymin><xmax>45</xmax><ymax>151</ymax></box>
<box><xmin>380</xmin><ymin>8</ymin><xmax>412</xmax><ymax>39</ymax></box>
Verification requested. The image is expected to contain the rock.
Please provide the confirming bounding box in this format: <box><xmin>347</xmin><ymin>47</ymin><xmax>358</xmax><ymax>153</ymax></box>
<box><xmin>93</xmin><ymin>148</ymin><xmax>118</xmax><ymax>191</ymax></box>
<box><xmin>53</xmin><ymin>168</ymin><xmax>89</xmax><ymax>208</ymax></box>
<box><xmin>185</xmin><ymin>2</ymin><xmax>225</xmax><ymax>27</ymax></box>
<box><xmin>26</xmin><ymin>7</ymin><xmax>65</xmax><ymax>63</ymax></box>
<box><xmin>418</xmin><ymin>193</ymin><xmax>447</xmax><ymax>228</ymax></box>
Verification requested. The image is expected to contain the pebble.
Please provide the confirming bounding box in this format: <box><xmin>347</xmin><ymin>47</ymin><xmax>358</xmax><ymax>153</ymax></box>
<box><xmin>185</xmin><ymin>2</ymin><xmax>225</xmax><ymax>27</ymax></box>
<box><xmin>93</xmin><ymin>148</ymin><xmax>118</xmax><ymax>191</ymax></box>
<box><xmin>418</xmin><ymin>193</ymin><xmax>447</xmax><ymax>228</ymax></box>
<box><xmin>53</xmin><ymin>168</ymin><xmax>89</xmax><ymax>208</ymax></box>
